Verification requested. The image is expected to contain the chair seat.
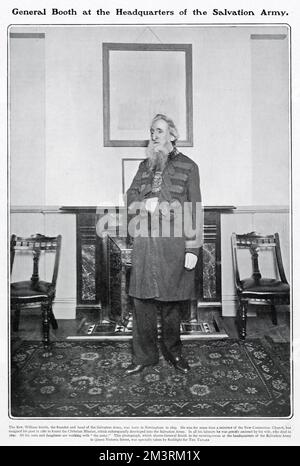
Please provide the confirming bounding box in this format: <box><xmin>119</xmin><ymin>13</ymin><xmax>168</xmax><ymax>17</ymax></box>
<box><xmin>239</xmin><ymin>277</ymin><xmax>290</xmax><ymax>298</ymax></box>
<box><xmin>11</xmin><ymin>280</ymin><xmax>54</xmax><ymax>302</ymax></box>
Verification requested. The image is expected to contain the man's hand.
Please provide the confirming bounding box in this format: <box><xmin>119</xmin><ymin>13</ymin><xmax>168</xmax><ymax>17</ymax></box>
<box><xmin>145</xmin><ymin>197</ymin><xmax>159</xmax><ymax>214</ymax></box>
<box><xmin>184</xmin><ymin>252</ymin><xmax>198</xmax><ymax>270</ymax></box>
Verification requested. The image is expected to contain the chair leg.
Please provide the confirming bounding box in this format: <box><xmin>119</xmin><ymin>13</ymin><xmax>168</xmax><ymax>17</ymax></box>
<box><xmin>271</xmin><ymin>303</ymin><xmax>278</xmax><ymax>325</ymax></box>
<box><xmin>49</xmin><ymin>303</ymin><xmax>58</xmax><ymax>330</ymax></box>
<box><xmin>42</xmin><ymin>303</ymin><xmax>50</xmax><ymax>348</ymax></box>
<box><xmin>238</xmin><ymin>300</ymin><xmax>248</xmax><ymax>340</ymax></box>
<box><xmin>12</xmin><ymin>304</ymin><xmax>21</xmax><ymax>332</ymax></box>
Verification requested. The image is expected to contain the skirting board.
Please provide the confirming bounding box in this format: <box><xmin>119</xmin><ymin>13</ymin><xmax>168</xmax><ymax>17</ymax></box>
<box><xmin>221</xmin><ymin>295</ymin><xmax>289</xmax><ymax>317</ymax></box>
<box><xmin>222</xmin><ymin>295</ymin><xmax>258</xmax><ymax>317</ymax></box>
<box><xmin>53</xmin><ymin>298</ymin><xmax>76</xmax><ymax>320</ymax></box>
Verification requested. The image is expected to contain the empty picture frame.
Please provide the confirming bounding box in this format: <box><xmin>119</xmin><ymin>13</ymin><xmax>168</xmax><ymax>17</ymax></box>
<box><xmin>122</xmin><ymin>158</ymin><xmax>145</xmax><ymax>196</ymax></box>
<box><xmin>103</xmin><ymin>43</ymin><xmax>193</xmax><ymax>147</ymax></box>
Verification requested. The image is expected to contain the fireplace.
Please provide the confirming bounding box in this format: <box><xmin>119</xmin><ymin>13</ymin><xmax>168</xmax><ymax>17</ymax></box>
<box><xmin>61</xmin><ymin>206</ymin><xmax>235</xmax><ymax>335</ymax></box>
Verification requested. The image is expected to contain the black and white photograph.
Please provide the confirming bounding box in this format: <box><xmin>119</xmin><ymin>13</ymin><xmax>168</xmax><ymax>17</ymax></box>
<box><xmin>1</xmin><ymin>0</ymin><xmax>299</xmax><ymax>448</ymax></box>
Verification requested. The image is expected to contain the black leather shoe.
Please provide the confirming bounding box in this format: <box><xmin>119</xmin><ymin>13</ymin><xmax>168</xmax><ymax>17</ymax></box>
<box><xmin>124</xmin><ymin>363</ymin><xmax>147</xmax><ymax>376</ymax></box>
<box><xmin>173</xmin><ymin>356</ymin><xmax>191</xmax><ymax>374</ymax></box>
<box><xmin>165</xmin><ymin>355</ymin><xmax>191</xmax><ymax>374</ymax></box>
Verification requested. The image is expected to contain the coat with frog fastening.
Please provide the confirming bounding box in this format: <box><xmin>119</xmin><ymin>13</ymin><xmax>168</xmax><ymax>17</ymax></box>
<box><xmin>126</xmin><ymin>150</ymin><xmax>203</xmax><ymax>301</ymax></box>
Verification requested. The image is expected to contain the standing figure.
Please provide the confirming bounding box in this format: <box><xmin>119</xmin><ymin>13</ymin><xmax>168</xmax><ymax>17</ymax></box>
<box><xmin>125</xmin><ymin>114</ymin><xmax>203</xmax><ymax>375</ymax></box>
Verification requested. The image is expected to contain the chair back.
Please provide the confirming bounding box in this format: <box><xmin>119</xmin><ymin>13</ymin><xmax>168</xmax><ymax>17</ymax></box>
<box><xmin>10</xmin><ymin>234</ymin><xmax>62</xmax><ymax>287</ymax></box>
<box><xmin>231</xmin><ymin>232</ymin><xmax>288</xmax><ymax>288</ymax></box>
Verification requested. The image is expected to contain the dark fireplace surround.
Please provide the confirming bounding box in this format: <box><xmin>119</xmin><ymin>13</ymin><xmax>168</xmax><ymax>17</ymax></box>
<box><xmin>61</xmin><ymin>206</ymin><xmax>234</xmax><ymax>330</ymax></box>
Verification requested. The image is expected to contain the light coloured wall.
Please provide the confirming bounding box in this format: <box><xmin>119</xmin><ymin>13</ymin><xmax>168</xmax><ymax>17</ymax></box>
<box><xmin>44</xmin><ymin>26</ymin><xmax>253</xmax><ymax>206</ymax></box>
<box><xmin>10</xmin><ymin>36</ymin><xmax>46</xmax><ymax>205</ymax></box>
<box><xmin>9</xmin><ymin>25</ymin><xmax>290</xmax><ymax>207</ymax></box>
<box><xmin>251</xmin><ymin>36</ymin><xmax>290</xmax><ymax>205</ymax></box>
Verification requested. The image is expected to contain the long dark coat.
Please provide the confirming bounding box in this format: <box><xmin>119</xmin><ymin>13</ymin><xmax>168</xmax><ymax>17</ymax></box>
<box><xmin>126</xmin><ymin>150</ymin><xmax>203</xmax><ymax>301</ymax></box>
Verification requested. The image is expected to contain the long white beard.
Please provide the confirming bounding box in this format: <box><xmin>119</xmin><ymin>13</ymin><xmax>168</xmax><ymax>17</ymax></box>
<box><xmin>147</xmin><ymin>141</ymin><xmax>170</xmax><ymax>171</ymax></box>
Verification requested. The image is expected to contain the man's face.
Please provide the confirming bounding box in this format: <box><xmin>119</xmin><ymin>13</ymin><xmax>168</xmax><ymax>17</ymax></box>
<box><xmin>150</xmin><ymin>119</ymin><xmax>173</xmax><ymax>153</ymax></box>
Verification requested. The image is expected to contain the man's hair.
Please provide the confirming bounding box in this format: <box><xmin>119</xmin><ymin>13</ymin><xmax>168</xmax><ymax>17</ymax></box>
<box><xmin>151</xmin><ymin>113</ymin><xmax>179</xmax><ymax>146</ymax></box>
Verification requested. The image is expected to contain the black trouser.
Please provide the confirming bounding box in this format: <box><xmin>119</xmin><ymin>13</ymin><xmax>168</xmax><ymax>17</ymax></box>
<box><xmin>132</xmin><ymin>298</ymin><xmax>183</xmax><ymax>365</ymax></box>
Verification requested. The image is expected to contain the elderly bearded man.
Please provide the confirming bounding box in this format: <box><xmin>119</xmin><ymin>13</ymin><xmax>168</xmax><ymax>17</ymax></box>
<box><xmin>125</xmin><ymin>114</ymin><xmax>203</xmax><ymax>376</ymax></box>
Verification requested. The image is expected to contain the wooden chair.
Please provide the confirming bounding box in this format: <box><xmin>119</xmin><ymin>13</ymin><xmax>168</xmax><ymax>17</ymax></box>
<box><xmin>10</xmin><ymin>234</ymin><xmax>62</xmax><ymax>347</ymax></box>
<box><xmin>231</xmin><ymin>232</ymin><xmax>290</xmax><ymax>340</ymax></box>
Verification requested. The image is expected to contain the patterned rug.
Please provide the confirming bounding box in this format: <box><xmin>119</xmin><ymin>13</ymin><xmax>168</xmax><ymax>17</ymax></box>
<box><xmin>10</xmin><ymin>339</ymin><xmax>290</xmax><ymax>418</ymax></box>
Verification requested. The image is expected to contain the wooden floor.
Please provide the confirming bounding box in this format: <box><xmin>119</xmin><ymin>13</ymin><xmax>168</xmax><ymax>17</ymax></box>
<box><xmin>11</xmin><ymin>308</ymin><xmax>290</xmax><ymax>344</ymax></box>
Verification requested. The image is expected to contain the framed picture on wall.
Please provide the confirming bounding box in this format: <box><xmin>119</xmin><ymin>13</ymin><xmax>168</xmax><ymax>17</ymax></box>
<box><xmin>122</xmin><ymin>158</ymin><xmax>145</xmax><ymax>196</ymax></box>
<box><xmin>103</xmin><ymin>43</ymin><xmax>193</xmax><ymax>147</ymax></box>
